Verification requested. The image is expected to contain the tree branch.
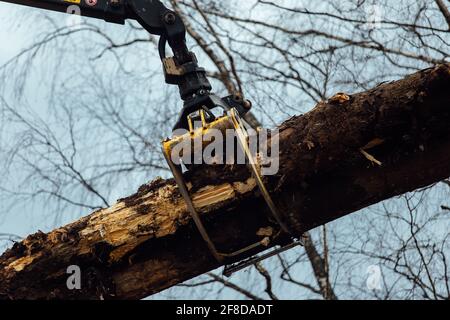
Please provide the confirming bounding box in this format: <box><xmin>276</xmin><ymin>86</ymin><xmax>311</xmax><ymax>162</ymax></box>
<box><xmin>303</xmin><ymin>232</ymin><xmax>337</xmax><ymax>300</ymax></box>
<box><xmin>434</xmin><ymin>0</ymin><xmax>450</xmax><ymax>30</ymax></box>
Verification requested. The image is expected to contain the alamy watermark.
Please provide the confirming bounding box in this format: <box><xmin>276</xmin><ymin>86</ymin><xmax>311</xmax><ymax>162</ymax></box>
<box><xmin>364</xmin><ymin>4</ymin><xmax>384</xmax><ymax>30</ymax></box>
<box><xmin>66</xmin><ymin>265</ymin><xmax>81</xmax><ymax>290</ymax></box>
<box><xmin>66</xmin><ymin>5</ymin><xmax>82</xmax><ymax>30</ymax></box>
<box><xmin>366</xmin><ymin>265</ymin><xmax>382</xmax><ymax>291</ymax></box>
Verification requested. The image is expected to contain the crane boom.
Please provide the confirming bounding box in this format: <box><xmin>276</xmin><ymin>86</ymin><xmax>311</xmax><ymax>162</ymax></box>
<box><xmin>0</xmin><ymin>0</ymin><xmax>127</xmax><ymax>23</ymax></box>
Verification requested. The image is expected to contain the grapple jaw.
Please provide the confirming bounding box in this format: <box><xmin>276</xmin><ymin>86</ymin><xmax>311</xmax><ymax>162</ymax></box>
<box><xmin>162</xmin><ymin>105</ymin><xmax>303</xmax><ymax>276</ymax></box>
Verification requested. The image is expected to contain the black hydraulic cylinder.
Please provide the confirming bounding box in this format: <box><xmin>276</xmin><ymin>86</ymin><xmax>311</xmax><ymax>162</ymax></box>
<box><xmin>0</xmin><ymin>0</ymin><xmax>127</xmax><ymax>23</ymax></box>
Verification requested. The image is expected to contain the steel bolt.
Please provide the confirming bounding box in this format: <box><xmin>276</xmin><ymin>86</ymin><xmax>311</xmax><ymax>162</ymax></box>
<box><xmin>243</xmin><ymin>100</ymin><xmax>253</xmax><ymax>110</ymax></box>
<box><xmin>164</xmin><ymin>12</ymin><xmax>177</xmax><ymax>25</ymax></box>
<box><xmin>233</xmin><ymin>93</ymin><xmax>243</xmax><ymax>102</ymax></box>
<box><xmin>110</xmin><ymin>0</ymin><xmax>121</xmax><ymax>7</ymax></box>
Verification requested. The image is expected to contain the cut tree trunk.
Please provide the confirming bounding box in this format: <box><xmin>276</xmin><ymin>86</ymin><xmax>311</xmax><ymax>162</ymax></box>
<box><xmin>1</xmin><ymin>64</ymin><xmax>449</xmax><ymax>300</ymax></box>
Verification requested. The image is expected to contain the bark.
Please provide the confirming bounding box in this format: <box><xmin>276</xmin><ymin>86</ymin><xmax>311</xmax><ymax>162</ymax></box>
<box><xmin>0</xmin><ymin>64</ymin><xmax>449</xmax><ymax>300</ymax></box>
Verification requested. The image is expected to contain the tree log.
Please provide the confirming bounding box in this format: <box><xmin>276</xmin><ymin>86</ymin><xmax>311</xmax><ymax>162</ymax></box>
<box><xmin>1</xmin><ymin>64</ymin><xmax>449</xmax><ymax>300</ymax></box>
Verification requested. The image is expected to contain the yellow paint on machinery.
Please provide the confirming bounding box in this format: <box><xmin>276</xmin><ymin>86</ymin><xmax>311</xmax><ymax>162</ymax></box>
<box><xmin>162</xmin><ymin>112</ymin><xmax>234</xmax><ymax>162</ymax></box>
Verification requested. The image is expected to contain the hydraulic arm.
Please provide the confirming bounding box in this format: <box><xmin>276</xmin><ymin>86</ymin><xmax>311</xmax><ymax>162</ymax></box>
<box><xmin>2</xmin><ymin>0</ymin><xmax>252</xmax><ymax>129</ymax></box>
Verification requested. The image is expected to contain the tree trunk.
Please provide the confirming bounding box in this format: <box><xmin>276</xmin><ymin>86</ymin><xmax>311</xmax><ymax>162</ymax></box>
<box><xmin>1</xmin><ymin>64</ymin><xmax>449</xmax><ymax>300</ymax></box>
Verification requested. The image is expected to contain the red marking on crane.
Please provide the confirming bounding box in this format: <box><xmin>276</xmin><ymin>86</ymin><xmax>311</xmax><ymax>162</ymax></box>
<box><xmin>85</xmin><ymin>0</ymin><xmax>97</xmax><ymax>6</ymax></box>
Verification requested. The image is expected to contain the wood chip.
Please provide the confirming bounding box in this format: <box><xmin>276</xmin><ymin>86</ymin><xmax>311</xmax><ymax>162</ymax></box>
<box><xmin>360</xmin><ymin>149</ymin><xmax>382</xmax><ymax>166</ymax></box>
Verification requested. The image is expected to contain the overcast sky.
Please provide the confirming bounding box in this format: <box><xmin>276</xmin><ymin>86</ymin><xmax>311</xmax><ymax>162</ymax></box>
<box><xmin>0</xmin><ymin>2</ymin><xmax>24</xmax><ymax>64</ymax></box>
<box><xmin>0</xmin><ymin>4</ymin><xmax>63</xmax><ymax>240</ymax></box>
